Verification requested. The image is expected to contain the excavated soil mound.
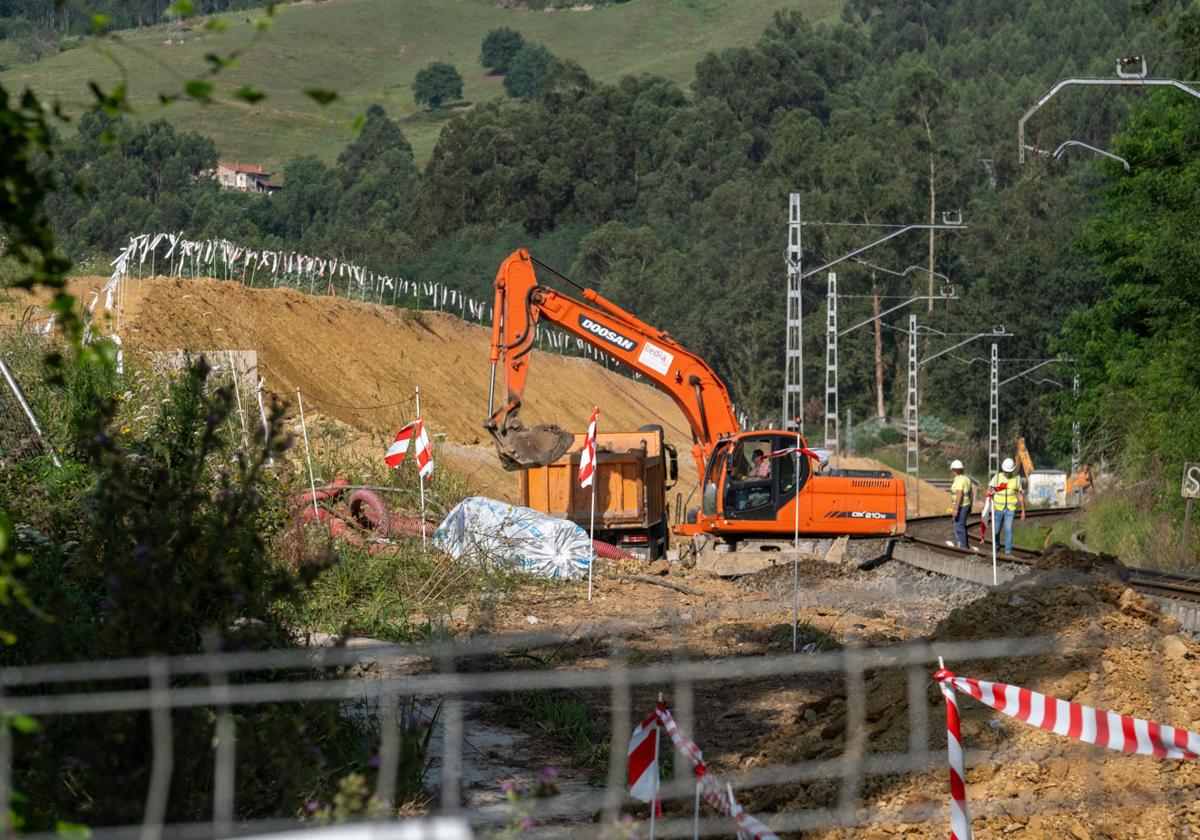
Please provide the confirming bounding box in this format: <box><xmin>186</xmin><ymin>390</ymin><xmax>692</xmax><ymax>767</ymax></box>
<box><xmin>745</xmin><ymin>568</ymin><xmax>1200</xmax><ymax>838</ymax></box>
<box><xmin>9</xmin><ymin>276</ymin><xmax>700</xmax><ymax>501</ymax></box>
<box><xmin>1034</xmin><ymin>541</ymin><xmax>1129</xmax><ymax>579</ymax></box>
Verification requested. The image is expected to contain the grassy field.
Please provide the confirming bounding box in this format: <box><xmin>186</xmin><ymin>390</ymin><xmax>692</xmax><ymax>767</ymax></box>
<box><xmin>2</xmin><ymin>0</ymin><xmax>838</xmax><ymax>167</ymax></box>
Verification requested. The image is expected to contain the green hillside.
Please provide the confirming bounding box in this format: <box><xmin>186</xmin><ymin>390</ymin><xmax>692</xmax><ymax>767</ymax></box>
<box><xmin>2</xmin><ymin>0</ymin><xmax>838</xmax><ymax>167</ymax></box>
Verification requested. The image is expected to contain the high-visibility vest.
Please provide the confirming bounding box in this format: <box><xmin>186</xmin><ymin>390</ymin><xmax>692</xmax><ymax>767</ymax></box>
<box><xmin>989</xmin><ymin>473</ymin><xmax>1022</xmax><ymax>511</ymax></box>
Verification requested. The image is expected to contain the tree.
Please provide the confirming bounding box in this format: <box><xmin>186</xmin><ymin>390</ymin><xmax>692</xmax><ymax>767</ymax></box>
<box><xmin>503</xmin><ymin>43</ymin><xmax>555</xmax><ymax>100</ymax></box>
<box><xmin>480</xmin><ymin>27</ymin><xmax>524</xmax><ymax>74</ymax></box>
<box><xmin>328</xmin><ymin>104</ymin><xmax>421</xmax><ymax>264</ymax></box>
<box><xmin>412</xmin><ymin>61</ymin><xmax>463</xmax><ymax>109</ymax></box>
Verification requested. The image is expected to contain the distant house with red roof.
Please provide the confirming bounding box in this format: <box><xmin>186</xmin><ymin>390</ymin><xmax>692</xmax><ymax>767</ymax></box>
<box><xmin>215</xmin><ymin>161</ymin><xmax>281</xmax><ymax>193</ymax></box>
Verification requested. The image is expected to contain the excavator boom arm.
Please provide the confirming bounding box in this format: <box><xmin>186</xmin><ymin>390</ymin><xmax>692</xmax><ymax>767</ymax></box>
<box><xmin>485</xmin><ymin>249</ymin><xmax>740</xmax><ymax>469</ymax></box>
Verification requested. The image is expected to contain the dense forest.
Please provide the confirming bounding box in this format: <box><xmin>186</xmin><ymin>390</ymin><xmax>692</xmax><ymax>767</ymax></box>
<box><xmin>34</xmin><ymin>0</ymin><xmax>1200</xmax><ymax>512</ymax></box>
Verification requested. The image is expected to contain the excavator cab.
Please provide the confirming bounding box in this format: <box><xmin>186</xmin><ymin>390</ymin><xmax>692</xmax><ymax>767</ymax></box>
<box><xmin>701</xmin><ymin>433</ymin><xmax>812</xmax><ymax>521</ymax></box>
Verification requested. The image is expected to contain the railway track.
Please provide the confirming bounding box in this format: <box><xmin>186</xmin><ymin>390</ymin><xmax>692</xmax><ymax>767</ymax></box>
<box><xmin>892</xmin><ymin>508</ymin><xmax>1200</xmax><ymax>631</ymax></box>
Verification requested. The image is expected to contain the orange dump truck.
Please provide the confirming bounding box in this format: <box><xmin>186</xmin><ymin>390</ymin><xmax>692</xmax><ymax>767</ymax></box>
<box><xmin>520</xmin><ymin>425</ymin><xmax>679</xmax><ymax>559</ymax></box>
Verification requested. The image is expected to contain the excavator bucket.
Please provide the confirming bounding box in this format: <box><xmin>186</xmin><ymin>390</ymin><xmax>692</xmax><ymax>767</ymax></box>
<box><xmin>488</xmin><ymin>419</ymin><xmax>574</xmax><ymax>471</ymax></box>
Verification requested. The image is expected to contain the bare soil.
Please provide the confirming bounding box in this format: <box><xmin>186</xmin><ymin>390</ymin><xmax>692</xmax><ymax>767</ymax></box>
<box><xmin>743</xmin><ymin>564</ymin><xmax>1200</xmax><ymax>839</ymax></box>
<box><xmin>9</xmin><ymin>275</ymin><xmax>699</xmax><ymax>502</ymax></box>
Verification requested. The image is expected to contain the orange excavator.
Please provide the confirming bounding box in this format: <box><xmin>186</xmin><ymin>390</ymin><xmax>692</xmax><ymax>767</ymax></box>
<box><xmin>484</xmin><ymin>249</ymin><xmax>906</xmax><ymax>568</ymax></box>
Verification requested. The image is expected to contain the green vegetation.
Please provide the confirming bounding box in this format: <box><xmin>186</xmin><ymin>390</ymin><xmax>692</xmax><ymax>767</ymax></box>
<box><xmin>496</xmin><ymin>689</ymin><xmax>607</xmax><ymax>769</ymax></box>
<box><xmin>282</xmin><ymin>535</ymin><xmax>524</xmax><ymax>642</ymax></box>
<box><xmin>413</xmin><ymin>61</ymin><xmax>463</xmax><ymax>110</ymax></box>
<box><xmin>480</xmin><ymin>27</ymin><xmax>525</xmax><ymax>75</ymax></box>
<box><xmin>0</xmin><ymin>331</ymin><xmax>391</xmax><ymax>829</ymax></box>
<box><xmin>0</xmin><ymin>0</ymin><xmax>840</xmax><ymax>165</ymax></box>
<box><xmin>794</xmin><ymin>619</ymin><xmax>841</xmax><ymax>652</ymax></box>
<box><xmin>503</xmin><ymin>42</ymin><xmax>555</xmax><ymax>100</ymax></box>
<box><xmin>1060</xmin><ymin>88</ymin><xmax>1200</xmax><ymax>533</ymax></box>
<box><xmin>1011</xmin><ymin>519</ymin><xmax>1082</xmax><ymax>553</ymax></box>
<box><xmin>1078</xmin><ymin>493</ymin><xmax>1194</xmax><ymax>569</ymax></box>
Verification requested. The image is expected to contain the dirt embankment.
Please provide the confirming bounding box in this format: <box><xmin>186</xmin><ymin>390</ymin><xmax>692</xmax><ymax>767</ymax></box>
<box><xmin>745</xmin><ymin>549</ymin><xmax>1200</xmax><ymax>838</ymax></box>
<box><xmin>7</xmin><ymin>276</ymin><xmax>699</xmax><ymax>502</ymax></box>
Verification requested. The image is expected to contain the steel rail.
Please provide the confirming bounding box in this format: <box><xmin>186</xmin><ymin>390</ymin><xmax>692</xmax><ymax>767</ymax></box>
<box><xmin>893</xmin><ymin>509</ymin><xmax>1200</xmax><ymax>619</ymax></box>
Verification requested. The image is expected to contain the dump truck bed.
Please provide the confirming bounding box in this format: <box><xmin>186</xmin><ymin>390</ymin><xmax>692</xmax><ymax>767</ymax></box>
<box><xmin>520</xmin><ymin>429</ymin><xmax>672</xmax><ymax>558</ymax></box>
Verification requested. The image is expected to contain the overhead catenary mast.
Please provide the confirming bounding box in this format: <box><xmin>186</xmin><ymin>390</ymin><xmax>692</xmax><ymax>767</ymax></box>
<box><xmin>988</xmin><ymin>343</ymin><xmax>1000</xmax><ymax>478</ymax></box>
<box><xmin>823</xmin><ymin>272</ymin><xmax>838</xmax><ymax>455</ymax></box>
<box><xmin>905</xmin><ymin>314</ymin><xmax>919</xmax><ymax>513</ymax></box>
<box><xmin>783</xmin><ymin>193</ymin><xmax>804</xmax><ymax>432</ymax></box>
<box><xmin>782</xmin><ymin>208</ymin><xmax>965</xmax><ymax>436</ymax></box>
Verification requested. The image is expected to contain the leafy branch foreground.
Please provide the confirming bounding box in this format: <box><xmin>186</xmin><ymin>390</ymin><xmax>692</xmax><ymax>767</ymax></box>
<box><xmin>0</xmin><ymin>337</ymin><xmax>472</xmax><ymax>830</ymax></box>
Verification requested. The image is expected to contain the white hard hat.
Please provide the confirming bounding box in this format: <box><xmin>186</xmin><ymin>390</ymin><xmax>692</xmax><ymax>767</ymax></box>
<box><xmin>950</xmin><ymin>459</ymin><xmax>964</xmax><ymax>470</ymax></box>
<box><xmin>1001</xmin><ymin>457</ymin><xmax>1016</xmax><ymax>472</ymax></box>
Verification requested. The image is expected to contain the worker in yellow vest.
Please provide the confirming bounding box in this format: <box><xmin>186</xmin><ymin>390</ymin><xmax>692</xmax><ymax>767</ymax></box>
<box><xmin>949</xmin><ymin>460</ymin><xmax>973</xmax><ymax>548</ymax></box>
<box><xmin>988</xmin><ymin>457</ymin><xmax>1026</xmax><ymax>554</ymax></box>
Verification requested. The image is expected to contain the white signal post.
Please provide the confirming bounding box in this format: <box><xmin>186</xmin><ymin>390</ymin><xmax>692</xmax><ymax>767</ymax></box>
<box><xmin>792</xmin><ymin>436</ymin><xmax>802</xmax><ymax>653</ymax></box>
<box><xmin>415</xmin><ymin>385</ymin><xmax>427</xmax><ymax>550</ymax></box>
<box><xmin>296</xmin><ymin>388</ymin><xmax>318</xmax><ymax>519</ymax></box>
<box><xmin>991</xmin><ymin>489</ymin><xmax>998</xmax><ymax>586</ymax></box>
<box><xmin>587</xmin><ymin>409</ymin><xmax>598</xmax><ymax>602</ymax></box>
<box><xmin>588</xmin><ymin>468</ymin><xmax>596</xmax><ymax>602</ymax></box>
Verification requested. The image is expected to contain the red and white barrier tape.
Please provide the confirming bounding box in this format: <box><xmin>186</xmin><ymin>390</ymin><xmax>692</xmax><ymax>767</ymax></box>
<box><xmin>934</xmin><ymin>670</ymin><xmax>972</xmax><ymax>840</ymax></box>
<box><xmin>935</xmin><ymin>666</ymin><xmax>1200</xmax><ymax>838</ymax></box>
<box><xmin>653</xmin><ymin>702</ymin><xmax>779</xmax><ymax>840</ymax></box>
<box><xmin>935</xmin><ymin>668</ymin><xmax>1200</xmax><ymax>759</ymax></box>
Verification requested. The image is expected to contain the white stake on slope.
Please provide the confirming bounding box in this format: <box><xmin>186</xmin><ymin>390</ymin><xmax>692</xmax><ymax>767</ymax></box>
<box><xmin>227</xmin><ymin>351</ymin><xmax>249</xmax><ymax>451</ymax></box>
<box><xmin>296</xmin><ymin>388</ymin><xmax>319</xmax><ymax>519</ymax></box>
<box><xmin>416</xmin><ymin>385</ymin><xmax>427</xmax><ymax>550</ymax></box>
<box><xmin>792</xmin><ymin>436</ymin><xmax>801</xmax><ymax>653</ymax></box>
<box><xmin>256</xmin><ymin>378</ymin><xmax>274</xmax><ymax>467</ymax></box>
<box><xmin>991</xmin><ymin>495</ymin><xmax>998</xmax><ymax>586</ymax></box>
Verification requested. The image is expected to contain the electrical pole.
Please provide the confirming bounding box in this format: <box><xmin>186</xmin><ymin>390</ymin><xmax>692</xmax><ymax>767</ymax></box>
<box><xmin>1072</xmin><ymin>374</ymin><xmax>1081</xmax><ymax>473</ymax></box>
<box><xmin>906</xmin><ymin>315</ymin><xmax>919</xmax><ymax>514</ymax></box>
<box><xmin>824</xmin><ymin>272</ymin><xmax>838</xmax><ymax>455</ymax></box>
<box><xmin>782</xmin><ymin>211</ymin><xmax>965</xmax><ymax>434</ymax></box>
<box><xmin>989</xmin><ymin>343</ymin><xmax>1000</xmax><ymax>479</ymax></box>
<box><xmin>783</xmin><ymin>193</ymin><xmax>804</xmax><ymax>432</ymax></box>
<box><xmin>905</xmin><ymin>316</ymin><xmax>919</xmax><ymax>476</ymax></box>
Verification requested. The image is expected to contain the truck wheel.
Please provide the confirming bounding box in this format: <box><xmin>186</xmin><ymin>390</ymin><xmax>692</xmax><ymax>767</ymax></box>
<box><xmin>653</xmin><ymin>518</ymin><xmax>669</xmax><ymax>559</ymax></box>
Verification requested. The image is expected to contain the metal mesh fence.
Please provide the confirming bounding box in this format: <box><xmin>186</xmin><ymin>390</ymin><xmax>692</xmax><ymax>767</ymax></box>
<box><xmin>2</xmin><ymin>628</ymin><xmax>1154</xmax><ymax>840</ymax></box>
